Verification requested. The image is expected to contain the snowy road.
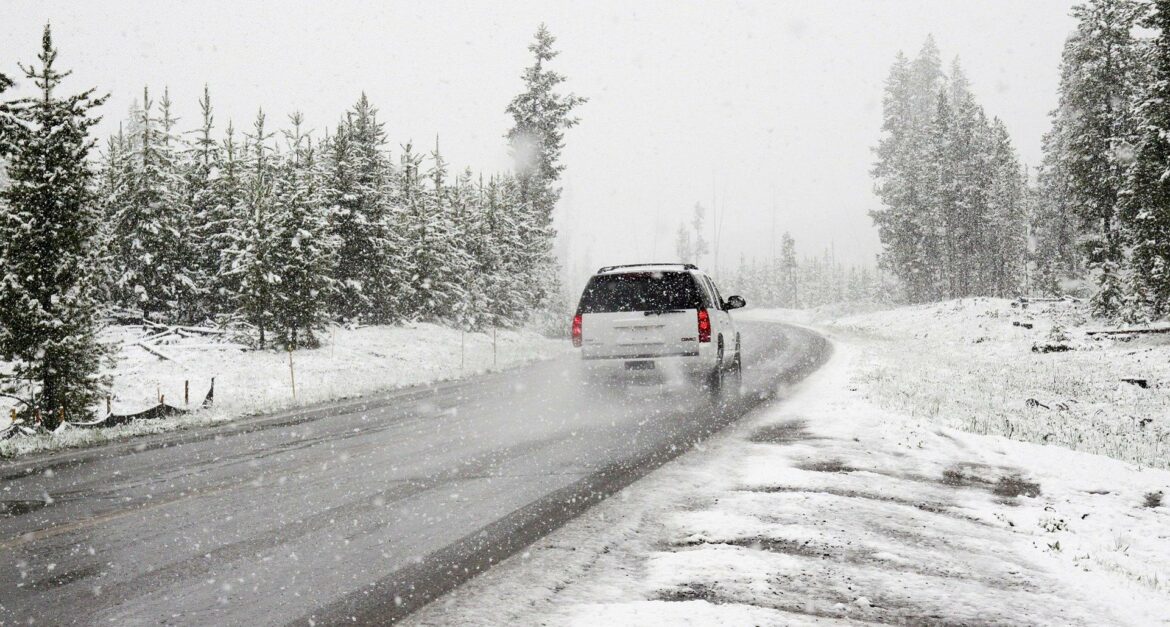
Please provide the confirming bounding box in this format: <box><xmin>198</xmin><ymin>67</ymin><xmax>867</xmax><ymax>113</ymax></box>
<box><xmin>0</xmin><ymin>321</ymin><xmax>828</xmax><ymax>625</ymax></box>
<box><xmin>406</xmin><ymin>336</ymin><xmax>1170</xmax><ymax>626</ymax></box>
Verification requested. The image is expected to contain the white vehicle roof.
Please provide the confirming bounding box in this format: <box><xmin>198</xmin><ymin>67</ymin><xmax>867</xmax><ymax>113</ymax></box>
<box><xmin>594</xmin><ymin>263</ymin><xmax>703</xmax><ymax>276</ymax></box>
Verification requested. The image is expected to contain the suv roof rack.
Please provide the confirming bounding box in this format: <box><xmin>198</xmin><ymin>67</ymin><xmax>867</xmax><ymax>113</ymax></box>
<box><xmin>596</xmin><ymin>263</ymin><xmax>699</xmax><ymax>273</ymax></box>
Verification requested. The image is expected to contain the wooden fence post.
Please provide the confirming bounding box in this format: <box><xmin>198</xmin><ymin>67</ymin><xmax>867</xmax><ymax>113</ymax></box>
<box><xmin>288</xmin><ymin>347</ymin><xmax>297</xmax><ymax>401</ymax></box>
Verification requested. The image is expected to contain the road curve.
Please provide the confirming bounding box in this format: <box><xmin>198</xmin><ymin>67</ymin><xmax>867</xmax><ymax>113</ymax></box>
<box><xmin>0</xmin><ymin>321</ymin><xmax>828</xmax><ymax>625</ymax></box>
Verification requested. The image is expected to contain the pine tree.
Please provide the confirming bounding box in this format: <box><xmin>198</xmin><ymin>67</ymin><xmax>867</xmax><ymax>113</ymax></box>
<box><xmin>425</xmin><ymin>141</ymin><xmax>472</xmax><ymax>322</ymax></box>
<box><xmin>224</xmin><ymin>110</ymin><xmax>277</xmax><ymax>347</ymax></box>
<box><xmin>873</xmin><ymin>38</ymin><xmax>1029</xmax><ymax>304</ymax></box>
<box><xmin>0</xmin><ymin>25</ymin><xmax>109</xmax><ymax>424</ymax></box>
<box><xmin>207</xmin><ymin>122</ymin><xmax>244</xmax><ymax>316</ymax></box>
<box><xmin>109</xmin><ymin>86</ymin><xmax>193</xmax><ymax>322</ymax></box>
<box><xmin>399</xmin><ymin>139</ymin><xmax>470</xmax><ymax>322</ymax></box>
<box><xmin>268</xmin><ymin>113</ymin><xmax>336</xmax><ymax>348</ymax></box>
<box><xmin>1044</xmin><ymin>0</ymin><xmax>1146</xmax><ymax>315</ymax></box>
<box><xmin>449</xmin><ymin>168</ymin><xmax>487</xmax><ymax>329</ymax></box>
<box><xmin>780</xmin><ymin>232</ymin><xmax>799</xmax><ymax>307</ymax></box>
<box><xmin>871</xmin><ymin>41</ymin><xmax>945</xmax><ymax>303</ymax></box>
<box><xmin>1033</xmin><ymin>126</ymin><xmax>1082</xmax><ymax>294</ymax></box>
<box><xmin>324</xmin><ymin>95</ymin><xmax>403</xmax><ymax>322</ymax></box>
<box><xmin>94</xmin><ymin>128</ymin><xmax>127</xmax><ymax>305</ymax></box>
<box><xmin>985</xmin><ymin>119</ymin><xmax>1028</xmax><ymax>297</ymax></box>
<box><xmin>398</xmin><ymin>141</ymin><xmax>435</xmax><ymax>319</ymax></box>
<box><xmin>1123</xmin><ymin>0</ymin><xmax>1170</xmax><ymax>317</ymax></box>
<box><xmin>159</xmin><ymin>88</ymin><xmax>201</xmax><ymax>321</ymax></box>
<box><xmin>482</xmin><ymin>174</ymin><xmax>528</xmax><ymax>325</ymax></box>
<box><xmin>185</xmin><ymin>85</ymin><xmax>222</xmax><ymax>321</ymax></box>
<box><xmin>505</xmin><ymin>24</ymin><xmax>586</xmax><ymax>313</ymax></box>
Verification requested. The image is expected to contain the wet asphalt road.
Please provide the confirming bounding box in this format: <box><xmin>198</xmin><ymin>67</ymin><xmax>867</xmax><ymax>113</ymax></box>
<box><xmin>0</xmin><ymin>321</ymin><xmax>828</xmax><ymax>625</ymax></box>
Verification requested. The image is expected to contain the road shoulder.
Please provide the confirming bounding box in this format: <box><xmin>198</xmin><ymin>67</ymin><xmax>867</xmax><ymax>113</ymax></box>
<box><xmin>406</xmin><ymin>338</ymin><xmax>1170</xmax><ymax>626</ymax></box>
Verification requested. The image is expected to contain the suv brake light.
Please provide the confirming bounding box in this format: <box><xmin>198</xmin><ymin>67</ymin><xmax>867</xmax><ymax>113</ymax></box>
<box><xmin>697</xmin><ymin>308</ymin><xmax>711</xmax><ymax>343</ymax></box>
<box><xmin>572</xmin><ymin>314</ymin><xmax>583</xmax><ymax>347</ymax></box>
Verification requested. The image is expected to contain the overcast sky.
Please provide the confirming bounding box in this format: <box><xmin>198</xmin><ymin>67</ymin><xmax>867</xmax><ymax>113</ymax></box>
<box><xmin>3</xmin><ymin>0</ymin><xmax>1078</xmax><ymax>288</ymax></box>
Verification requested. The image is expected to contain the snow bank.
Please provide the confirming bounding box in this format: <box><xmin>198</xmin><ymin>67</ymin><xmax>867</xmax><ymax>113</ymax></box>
<box><xmin>748</xmin><ymin>298</ymin><xmax>1170</xmax><ymax>469</ymax></box>
<box><xmin>406</xmin><ymin>341</ymin><xmax>1170</xmax><ymax>626</ymax></box>
<box><xmin>0</xmin><ymin>323</ymin><xmax>568</xmax><ymax>458</ymax></box>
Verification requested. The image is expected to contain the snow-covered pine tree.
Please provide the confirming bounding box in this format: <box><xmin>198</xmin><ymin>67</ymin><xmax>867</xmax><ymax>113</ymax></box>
<box><xmin>985</xmin><ymin>119</ymin><xmax>1028</xmax><ymax>298</ymax></box>
<box><xmin>207</xmin><ymin>122</ymin><xmax>244</xmax><ymax>317</ymax></box>
<box><xmin>780</xmin><ymin>232</ymin><xmax>799</xmax><ymax>307</ymax></box>
<box><xmin>449</xmin><ymin>167</ymin><xmax>487</xmax><ymax>329</ymax></box>
<box><xmin>184</xmin><ymin>85</ymin><xmax>222</xmax><ymax>321</ymax></box>
<box><xmin>0</xmin><ymin>25</ymin><xmax>110</xmax><ymax>424</ymax></box>
<box><xmin>324</xmin><ymin>95</ymin><xmax>403</xmax><ymax>323</ymax></box>
<box><xmin>159</xmin><ymin>88</ymin><xmax>200</xmax><ymax>321</ymax></box>
<box><xmin>398</xmin><ymin>141</ymin><xmax>445</xmax><ymax>320</ymax></box>
<box><xmin>1033</xmin><ymin>124</ymin><xmax>1081</xmax><ymax>295</ymax></box>
<box><xmin>448</xmin><ymin>165</ymin><xmax>485</xmax><ymax>328</ymax></box>
<box><xmin>1122</xmin><ymin>0</ymin><xmax>1170</xmax><ymax>318</ymax></box>
<box><xmin>93</xmin><ymin>128</ymin><xmax>128</xmax><ymax>306</ymax></box>
<box><xmin>922</xmin><ymin>89</ymin><xmax>954</xmax><ymax>299</ymax></box>
<box><xmin>394</xmin><ymin>140</ymin><xmax>461</xmax><ymax>322</ymax></box>
<box><xmin>943</xmin><ymin>60</ymin><xmax>994</xmax><ymax>298</ymax></box>
<box><xmin>484</xmin><ymin>174</ymin><xmax>528</xmax><ymax>325</ymax></box>
<box><xmin>871</xmin><ymin>41</ymin><xmax>945</xmax><ymax>303</ymax></box>
<box><xmin>1044</xmin><ymin>0</ymin><xmax>1146</xmax><ymax>315</ymax></box>
<box><xmin>874</xmin><ymin>39</ymin><xmax>1027</xmax><ymax>303</ymax></box>
<box><xmin>224</xmin><ymin>110</ymin><xmax>277</xmax><ymax>347</ymax></box>
<box><xmin>505</xmin><ymin>24</ymin><xmax>586</xmax><ymax>313</ymax></box>
<box><xmin>109</xmin><ymin>86</ymin><xmax>193</xmax><ymax>323</ymax></box>
<box><xmin>268</xmin><ymin>113</ymin><xmax>336</xmax><ymax>348</ymax></box>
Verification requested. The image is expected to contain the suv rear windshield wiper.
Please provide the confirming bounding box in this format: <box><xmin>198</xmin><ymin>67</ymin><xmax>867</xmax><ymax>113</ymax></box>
<box><xmin>644</xmin><ymin>309</ymin><xmax>686</xmax><ymax>316</ymax></box>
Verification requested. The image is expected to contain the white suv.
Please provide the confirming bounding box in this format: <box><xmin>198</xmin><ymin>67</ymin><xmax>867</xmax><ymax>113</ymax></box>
<box><xmin>571</xmin><ymin>263</ymin><xmax>745</xmax><ymax>392</ymax></box>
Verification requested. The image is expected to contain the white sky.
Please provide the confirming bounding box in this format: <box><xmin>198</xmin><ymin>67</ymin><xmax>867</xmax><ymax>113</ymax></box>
<box><xmin>3</xmin><ymin>0</ymin><xmax>1078</xmax><ymax>289</ymax></box>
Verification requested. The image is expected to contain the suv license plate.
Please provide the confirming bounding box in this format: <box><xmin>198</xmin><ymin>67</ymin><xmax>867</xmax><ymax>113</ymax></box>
<box><xmin>625</xmin><ymin>361</ymin><xmax>655</xmax><ymax>370</ymax></box>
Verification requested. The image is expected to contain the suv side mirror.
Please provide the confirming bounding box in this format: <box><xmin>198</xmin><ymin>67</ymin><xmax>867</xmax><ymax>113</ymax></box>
<box><xmin>724</xmin><ymin>295</ymin><xmax>746</xmax><ymax>310</ymax></box>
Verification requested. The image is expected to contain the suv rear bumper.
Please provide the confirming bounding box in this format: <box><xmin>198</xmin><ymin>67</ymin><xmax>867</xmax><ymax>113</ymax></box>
<box><xmin>579</xmin><ymin>349</ymin><xmax>716</xmax><ymax>384</ymax></box>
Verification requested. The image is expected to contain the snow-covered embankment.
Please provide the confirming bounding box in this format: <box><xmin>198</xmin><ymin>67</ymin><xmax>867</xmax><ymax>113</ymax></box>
<box><xmin>0</xmin><ymin>323</ymin><xmax>568</xmax><ymax>458</ymax></box>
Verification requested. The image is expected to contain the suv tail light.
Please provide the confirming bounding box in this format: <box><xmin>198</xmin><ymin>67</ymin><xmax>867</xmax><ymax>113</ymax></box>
<box><xmin>572</xmin><ymin>314</ymin><xmax>583</xmax><ymax>347</ymax></box>
<box><xmin>697</xmin><ymin>308</ymin><xmax>711</xmax><ymax>343</ymax></box>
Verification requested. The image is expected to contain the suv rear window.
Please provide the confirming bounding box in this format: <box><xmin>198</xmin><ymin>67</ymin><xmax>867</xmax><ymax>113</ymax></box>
<box><xmin>577</xmin><ymin>272</ymin><xmax>703</xmax><ymax>314</ymax></box>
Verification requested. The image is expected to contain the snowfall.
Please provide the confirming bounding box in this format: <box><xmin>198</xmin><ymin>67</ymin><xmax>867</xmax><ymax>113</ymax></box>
<box><xmin>3</xmin><ymin>299</ymin><xmax>1168</xmax><ymax>624</ymax></box>
<box><xmin>407</xmin><ymin>299</ymin><xmax>1170</xmax><ymax>625</ymax></box>
<box><xmin>0</xmin><ymin>322</ymin><xmax>568</xmax><ymax>458</ymax></box>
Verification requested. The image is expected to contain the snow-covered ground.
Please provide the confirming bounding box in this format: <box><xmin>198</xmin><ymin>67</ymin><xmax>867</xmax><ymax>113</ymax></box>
<box><xmin>407</xmin><ymin>305</ymin><xmax>1170</xmax><ymax>625</ymax></box>
<box><xmin>0</xmin><ymin>323</ymin><xmax>568</xmax><ymax>458</ymax></box>
<box><xmin>779</xmin><ymin>298</ymin><xmax>1169</xmax><ymax>469</ymax></box>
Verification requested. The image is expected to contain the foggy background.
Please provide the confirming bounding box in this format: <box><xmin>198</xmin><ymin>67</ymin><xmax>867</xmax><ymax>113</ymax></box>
<box><xmin>2</xmin><ymin>0</ymin><xmax>1077</xmax><ymax>293</ymax></box>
